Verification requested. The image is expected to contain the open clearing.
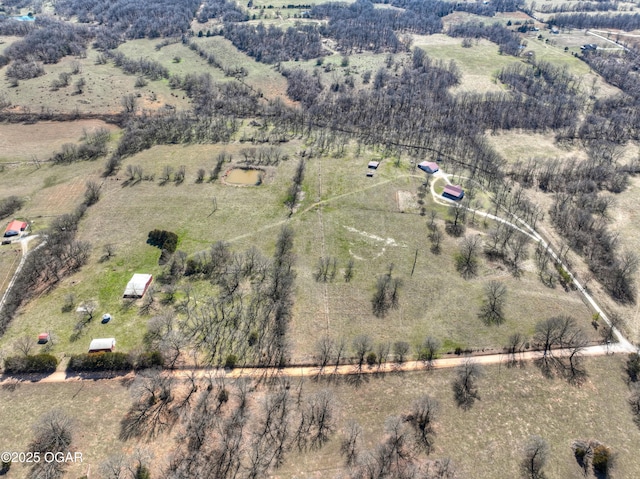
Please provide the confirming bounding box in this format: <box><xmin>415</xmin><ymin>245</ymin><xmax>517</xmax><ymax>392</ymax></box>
<box><xmin>277</xmin><ymin>354</ymin><xmax>640</xmax><ymax>479</ymax></box>
<box><xmin>0</xmin><ymin>355</ymin><xmax>638</xmax><ymax>478</ymax></box>
<box><xmin>0</xmin><ymin>120</ymin><xmax>119</xmax><ymax>164</ymax></box>
<box><xmin>0</xmin><ymin>43</ymin><xmax>191</xmax><ymax>114</ymax></box>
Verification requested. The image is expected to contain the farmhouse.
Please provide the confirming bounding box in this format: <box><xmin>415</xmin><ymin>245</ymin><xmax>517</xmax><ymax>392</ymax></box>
<box><xmin>418</xmin><ymin>161</ymin><xmax>439</xmax><ymax>174</ymax></box>
<box><xmin>442</xmin><ymin>185</ymin><xmax>464</xmax><ymax>201</ymax></box>
<box><xmin>4</xmin><ymin>220</ymin><xmax>27</xmax><ymax>237</ymax></box>
<box><xmin>368</xmin><ymin>161</ymin><xmax>380</xmax><ymax>169</ymax></box>
<box><xmin>88</xmin><ymin>338</ymin><xmax>116</xmax><ymax>353</ymax></box>
<box><xmin>123</xmin><ymin>273</ymin><xmax>153</xmax><ymax>298</ymax></box>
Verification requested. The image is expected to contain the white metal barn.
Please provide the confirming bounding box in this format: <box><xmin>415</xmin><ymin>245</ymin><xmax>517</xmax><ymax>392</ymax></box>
<box><xmin>122</xmin><ymin>273</ymin><xmax>153</xmax><ymax>298</ymax></box>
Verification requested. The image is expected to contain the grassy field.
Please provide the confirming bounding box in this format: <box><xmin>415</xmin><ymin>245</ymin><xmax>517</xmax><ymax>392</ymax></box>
<box><xmin>0</xmin><ymin>242</ymin><xmax>21</xmax><ymax>300</ymax></box>
<box><xmin>0</xmin><ymin>140</ymin><xmax>600</xmax><ymax>362</ymax></box>
<box><xmin>1</xmin><ymin>355</ymin><xmax>638</xmax><ymax>479</ymax></box>
<box><xmin>193</xmin><ymin>36</ymin><xmax>290</xmax><ymax>100</ymax></box>
<box><xmin>0</xmin><ymin>120</ymin><xmax>119</xmax><ymax>164</ymax></box>
<box><xmin>277</xmin><ymin>354</ymin><xmax>640</xmax><ymax>479</ymax></box>
<box><xmin>0</xmin><ymin>43</ymin><xmax>191</xmax><ymax>114</ymax></box>
<box><xmin>0</xmin><ymin>378</ymin><xmax>162</xmax><ymax>479</ymax></box>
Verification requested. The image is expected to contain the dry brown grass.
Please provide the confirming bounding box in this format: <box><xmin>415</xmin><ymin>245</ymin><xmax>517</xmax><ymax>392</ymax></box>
<box><xmin>277</xmin><ymin>354</ymin><xmax>640</xmax><ymax>479</ymax></box>
<box><xmin>0</xmin><ymin>120</ymin><xmax>119</xmax><ymax>164</ymax></box>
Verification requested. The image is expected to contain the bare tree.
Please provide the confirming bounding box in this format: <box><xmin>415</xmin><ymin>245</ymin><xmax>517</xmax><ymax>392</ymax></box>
<box><xmin>340</xmin><ymin>420</ymin><xmax>362</xmax><ymax>467</ymax></box>
<box><xmin>429</xmin><ymin>227</ymin><xmax>442</xmax><ymax>254</ymax></box>
<box><xmin>393</xmin><ymin>341</ymin><xmax>410</xmax><ymax>365</ymax></box>
<box><xmin>28</xmin><ymin>409</ymin><xmax>74</xmax><ymax>479</ymax></box>
<box><xmin>121</xmin><ymin>93</ymin><xmax>138</xmax><ymax>114</ymax></box>
<box><xmin>479</xmin><ymin>281</ymin><xmax>508</xmax><ymax>325</ymax></box>
<box><xmin>506</xmin><ymin>332</ymin><xmax>525</xmax><ymax>366</ymax></box>
<box><xmin>405</xmin><ymin>395</ymin><xmax>438</xmax><ymax>453</ymax></box>
<box><xmin>452</xmin><ymin>358</ymin><xmax>482</xmax><ymax>410</ymax></box>
<box><xmin>521</xmin><ymin>435</ymin><xmax>549</xmax><ymax>479</ymax></box>
<box><xmin>102</xmin><ymin>243</ymin><xmax>116</xmax><ymax>261</ymax></box>
<box><xmin>353</xmin><ymin>335</ymin><xmax>373</xmax><ymax>372</ymax></box>
<box><xmin>314</xmin><ymin>336</ymin><xmax>335</xmax><ymax>375</ymax></box>
<box><xmin>13</xmin><ymin>335</ymin><xmax>36</xmax><ymax>356</ymax></box>
<box><xmin>455</xmin><ymin>235</ymin><xmax>481</xmax><ymax>278</ymax></box>
<box><xmin>84</xmin><ymin>180</ymin><xmax>101</xmax><ymax>206</ymax></box>
<box><xmin>419</xmin><ymin>336</ymin><xmax>441</xmax><ymax>369</ymax></box>
<box><xmin>344</xmin><ymin>258</ymin><xmax>355</xmax><ymax>282</ymax></box>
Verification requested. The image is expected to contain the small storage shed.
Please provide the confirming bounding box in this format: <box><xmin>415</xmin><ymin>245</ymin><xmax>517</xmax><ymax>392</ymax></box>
<box><xmin>368</xmin><ymin>161</ymin><xmax>380</xmax><ymax>169</ymax></box>
<box><xmin>88</xmin><ymin>338</ymin><xmax>116</xmax><ymax>353</ymax></box>
<box><xmin>123</xmin><ymin>274</ymin><xmax>153</xmax><ymax>298</ymax></box>
<box><xmin>37</xmin><ymin>333</ymin><xmax>50</xmax><ymax>344</ymax></box>
<box><xmin>418</xmin><ymin>161</ymin><xmax>439</xmax><ymax>174</ymax></box>
<box><xmin>442</xmin><ymin>185</ymin><xmax>464</xmax><ymax>201</ymax></box>
<box><xmin>4</xmin><ymin>220</ymin><xmax>27</xmax><ymax>237</ymax></box>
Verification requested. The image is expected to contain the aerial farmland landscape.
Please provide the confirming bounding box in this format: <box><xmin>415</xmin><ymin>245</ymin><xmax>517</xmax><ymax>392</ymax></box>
<box><xmin>1</xmin><ymin>0</ymin><xmax>640</xmax><ymax>477</ymax></box>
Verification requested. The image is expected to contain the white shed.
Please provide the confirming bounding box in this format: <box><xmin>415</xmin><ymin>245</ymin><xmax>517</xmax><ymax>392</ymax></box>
<box><xmin>123</xmin><ymin>274</ymin><xmax>153</xmax><ymax>298</ymax></box>
<box><xmin>88</xmin><ymin>338</ymin><xmax>116</xmax><ymax>353</ymax></box>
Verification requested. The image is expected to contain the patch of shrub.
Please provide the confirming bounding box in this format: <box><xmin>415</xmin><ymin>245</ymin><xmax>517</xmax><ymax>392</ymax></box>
<box><xmin>67</xmin><ymin>352</ymin><xmax>132</xmax><ymax>372</ymax></box>
<box><xmin>3</xmin><ymin>353</ymin><xmax>58</xmax><ymax>374</ymax></box>
<box><xmin>0</xmin><ymin>195</ymin><xmax>24</xmax><ymax>220</ymax></box>
<box><xmin>147</xmin><ymin>229</ymin><xmax>178</xmax><ymax>253</ymax></box>
<box><xmin>133</xmin><ymin>350</ymin><xmax>164</xmax><ymax>370</ymax></box>
<box><xmin>224</xmin><ymin>353</ymin><xmax>238</xmax><ymax>369</ymax></box>
<box><xmin>366</xmin><ymin>351</ymin><xmax>377</xmax><ymax>366</ymax></box>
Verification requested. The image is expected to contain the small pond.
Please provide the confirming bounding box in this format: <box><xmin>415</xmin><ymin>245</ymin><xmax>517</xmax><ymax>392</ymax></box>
<box><xmin>225</xmin><ymin>168</ymin><xmax>262</xmax><ymax>186</ymax></box>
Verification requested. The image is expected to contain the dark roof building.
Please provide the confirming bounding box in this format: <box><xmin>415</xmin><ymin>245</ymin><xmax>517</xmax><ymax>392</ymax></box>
<box><xmin>442</xmin><ymin>185</ymin><xmax>464</xmax><ymax>201</ymax></box>
<box><xmin>418</xmin><ymin>161</ymin><xmax>439</xmax><ymax>174</ymax></box>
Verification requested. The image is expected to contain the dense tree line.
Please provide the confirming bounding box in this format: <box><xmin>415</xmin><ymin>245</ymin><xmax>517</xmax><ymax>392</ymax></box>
<box><xmin>0</xmin><ymin>16</ymin><xmax>35</xmax><ymax>35</ymax></box>
<box><xmin>4</xmin><ymin>17</ymin><xmax>92</xmax><ymax>65</ymax></box>
<box><xmin>549</xmin><ymin>12</ymin><xmax>640</xmax><ymax>31</ymax></box>
<box><xmin>310</xmin><ymin>0</ymin><xmax>444</xmax><ymax>53</ymax></box>
<box><xmin>105</xmin><ymin>50</ymin><xmax>169</xmax><ymax>80</ymax></box>
<box><xmin>156</xmin><ymin>226</ymin><xmax>297</xmax><ymax>369</ymax></box>
<box><xmin>55</xmin><ymin>0</ymin><xmax>201</xmax><ymax>39</ymax></box>
<box><xmin>222</xmin><ymin>22</ymin><xmax>324</xmax><ymax>63</ymax></box>
<box><xmin>454</xmin><ymin>0</ymin><xmax>523</xmax><ymax>17</ymax></box>
<box><xmin>104</xmin><ymin>111</ymin><xmax>239</xmax><ymax>175</ymax></box>
<box><xmin>0</xmin><ymin>195</ymin><xmax>24</xmax><ymax>219</ymax></box>
<box><xmin>537</xmin><ymin>1</ymin><xmax>619</xmax><ymax>13</ymax></box>
<box><xmin>50</xmin><ymin>128</ymin><xmax>110</xmax><ymax>164</ymax></box>
<box><xmin>448</xmin><ymin>21</ymin><xmax>525</xmax><ymax>56</ymax></box>
<box><xmin>0</xmin><ymin>206</ymin><xmax>91</xmax><ymax>336</ymax></box>
<box><xmin>197</xmin><ymin>0</ymin><xmax>248</xmax><ymax>23</ymax></box>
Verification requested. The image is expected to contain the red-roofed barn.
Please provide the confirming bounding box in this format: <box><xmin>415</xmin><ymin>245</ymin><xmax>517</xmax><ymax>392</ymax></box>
<box><xmin>442</xmin><ymin>185</ymin><xmax>464</xmax><ymax>201</ymax></box>
<box><xmin>418</xmin><ymin>161</ymin><xmax>439</xmax><ymax>174</ymax></box>
<box><xmin>4</xmin><ymin>220</ymin><xmax>27</xmax><ymax>237</ymax></box>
